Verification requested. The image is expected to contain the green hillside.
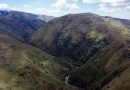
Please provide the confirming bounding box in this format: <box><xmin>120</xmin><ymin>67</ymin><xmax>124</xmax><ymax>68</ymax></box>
<box><xmin>30</xmin><ymin>13</ymin><xmax>130</xmax><ymax>90</ymax></box>
<box><xmin>0</xmin><ymin>34</ymin><xmax>73</xmax><ymax>90</ymax></box>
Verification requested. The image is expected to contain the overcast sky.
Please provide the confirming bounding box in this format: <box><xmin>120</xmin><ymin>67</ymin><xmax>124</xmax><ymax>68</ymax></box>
<box><xmin>0</xmin><ymin>0</ymin><xmax>130</xmax><ymax>19</ymax></box>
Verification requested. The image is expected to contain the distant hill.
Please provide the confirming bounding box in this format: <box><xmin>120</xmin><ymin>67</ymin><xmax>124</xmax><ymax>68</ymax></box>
<box><xmin>0</xmin><ymin>10</ymin><xmax>54</xmax><ymax>41</ymax></box>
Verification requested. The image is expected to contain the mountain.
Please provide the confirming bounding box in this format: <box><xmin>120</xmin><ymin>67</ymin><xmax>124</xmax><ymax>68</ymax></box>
<box><xmin>0</xmin><ymin>10</ymin><xmax>54</xmax><ymax>41</ymax></box>
<box><xmin>30</xmin><ymin>13</ymin><xmax>130</xmax><ymax>90</ymax></box>
<box><xmin>29</xmin><ymin>13</ymin><xmax>130</xmax><ymax>62</ymax></box>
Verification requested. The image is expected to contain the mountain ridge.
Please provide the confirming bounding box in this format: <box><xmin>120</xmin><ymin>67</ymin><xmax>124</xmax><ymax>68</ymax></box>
<box><xmin>29</xmin><ymin>12</ymin><xmax>130</xmax><ymax>62</ymax></box>
<box><xmin>0</xmin><ymin>10</ymin><xmax>54</xmax><ymax>41</ymax></box>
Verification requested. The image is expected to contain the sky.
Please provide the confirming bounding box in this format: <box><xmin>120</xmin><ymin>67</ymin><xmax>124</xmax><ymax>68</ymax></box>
<box><xmin>0</xmin><ymin>0</ymin><xmax>130</xmax><ymax>19</ymax></box>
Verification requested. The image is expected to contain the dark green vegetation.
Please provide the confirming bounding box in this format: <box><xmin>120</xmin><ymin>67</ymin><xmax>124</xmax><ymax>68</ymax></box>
<box><xmin>30</xmin><ymin>13</ymin><xmax>130</xmax><ymax>90</ymax></box>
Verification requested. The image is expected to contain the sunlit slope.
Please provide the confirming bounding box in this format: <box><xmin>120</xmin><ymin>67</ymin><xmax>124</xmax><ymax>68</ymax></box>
<box><xmin>0</xmin><ymin>34</ymin><xmax>72</xmax><ymax>90</ymax></box>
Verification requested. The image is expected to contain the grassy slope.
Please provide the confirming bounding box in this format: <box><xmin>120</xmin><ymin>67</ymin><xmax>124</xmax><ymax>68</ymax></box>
<box><xmin>28</xmin><ymin>13</ymin><xmax>130</xmax><ymax>89</ymax></box>
<box><xmin>75</xmin><ymin>21</ymin><xmax>130</xmax><ymax>90</ymax></box>
<box><xmin>0</xmin><ymin>34</ymin><xmax>73</xmax><ymax>90</ymax></box>
<box><xmin>29</xmin><ymin>13</ymin><xmax>130</xmax><ymax>64</ymax></box>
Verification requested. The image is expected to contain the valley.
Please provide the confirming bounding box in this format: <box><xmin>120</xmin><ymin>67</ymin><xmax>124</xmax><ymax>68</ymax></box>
<box><xmin>0</xmin><ymin>10</ymin><xmax>130</xmax><ymax>90</ymax></box>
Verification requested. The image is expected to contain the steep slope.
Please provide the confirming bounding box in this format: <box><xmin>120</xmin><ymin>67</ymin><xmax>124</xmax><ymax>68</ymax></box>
<box><xmin>0</xmin><ymin>10</ymin><xmax>53</xmax><ymax>41</ymax></box>
<box><xmin>0</xmin><ymin>33</ymin><xmax>73</xmax><ymax>90</ymax></box>
<box><xmin>30</xmin><ymin>13</ymin><xmax>130</xmax><ymax>89</ymax></box>
<box><xmin>74</xmin><ymin>40</ymin><xmax>130</xmax><ymax>90</ymax></box>
<box><xmin>30</xmin><ymin>13</ymin><xmax>130</xmax><ymax>62</ymax></box>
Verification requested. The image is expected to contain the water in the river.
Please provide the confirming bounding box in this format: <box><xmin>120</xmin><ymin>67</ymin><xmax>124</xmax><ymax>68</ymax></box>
<box><xmin>65</xmin><ymin>75</ymin><xmax>70</xmax><ymax>85</ymax></box>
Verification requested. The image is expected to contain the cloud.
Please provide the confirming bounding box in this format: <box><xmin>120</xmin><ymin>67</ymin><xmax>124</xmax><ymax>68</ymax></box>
<box><xmin>35</xmin><ymin>0</ymin><xmax>79</xmax><ymax>16</ymax></box>
<box><xmin>34</xmin><ymin>0</ymin><xmax>43</xmax><ymax>3</ymax></box>
<box><xmin>82</xmin><ymin>0</ymin><xmax>130</xmax><ymax>8</ymax></box>
<box><xmin>96</xmin><ymin>2</ymin><xmax>130</xmax><ymax>19</ymax></box>
<box><xmin>0</xmin><ymin>3</ymin><xmax>10</xmax><ymax>9</ymax></box>
<box><xmin>98</xmin><ymin>3</ymin><xmax>128</xmax><ymax>13</ymax></box>
<box><xmin>110</xmin><ymin>1</ymin><xmax>130</xmax><ymax>7</ymax></box>
<box><xmin>82</xmin><ymin>0</ymin><xmax>127</xmax><ymax>3</ymax></box>
<box><xmin>110</xmin><ymin>2</ymin><xmax>122</xmax><ymax>7</ymax></box>
<box><xmin>51</xmin><ymin>0</ymin><xmax>79</xmax><ymax>9</ymax></box>
<box><xmin>98</xmin><ymin>4</ymin><xmax>115</xmax><ymax>13</ymax></box>
<box><xmin>51</xmin><ymin>0</ymin><xmax>66</xmax><ymax>8</ymax></box>
<box><xmin>126</xmin><ymin>6</ymin><xmax>130</xmax><ymax>10</ymax></box>
<box><xmin>23</xmin><ymin>5</ymin><xmax>29</xmax><ymax>8</ymax></box>
<box><xmin>72</xmin><ymin>0</ymin><xmax>78</xmax><ymax>2</ymax></box>
<box><xmin>110</xmin><ymin>11</ymin><xmax>130</xmax><ymax>19</ymax></box>
<box><xmin>66</xmin><ymin>3</ymin><xmax>79</xmax><ymax>9</ymax></box>
<box><xmin>35</xmin><ymin>8</ymin><xmax>60</xmax><ymax>13</ymax></box>
<box><xmin>0</xmin><ymin>0</ymin><xmax>129</xmax><ymax>19</ymax></box>
<box><xmin>99</xmin><ymin>4</ymin><xmax>108</xmax><ymax>11</ymax></box>
<box><xmin>81</xmin><ymin>0</ymin><xmax>130</xmax><ymax>19</ymax></box>
<box><xmin>34</xmin><ymin>0</ymin><xmax>80</xmax><ymax>17</ymax></box>
<box><xmin>11</xmin><ymin>7</ymin><xmax>17</xmax><ymax>10</ymax></box>
<box><xmin>34</xmin><ymin>7</ymin><xmax>63</xmax><ymax>16</ymax></box>
<box><xmin>0</xmin><ymin>3</ymin><xmax>17</xmax><ymax>11</ymax></box>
